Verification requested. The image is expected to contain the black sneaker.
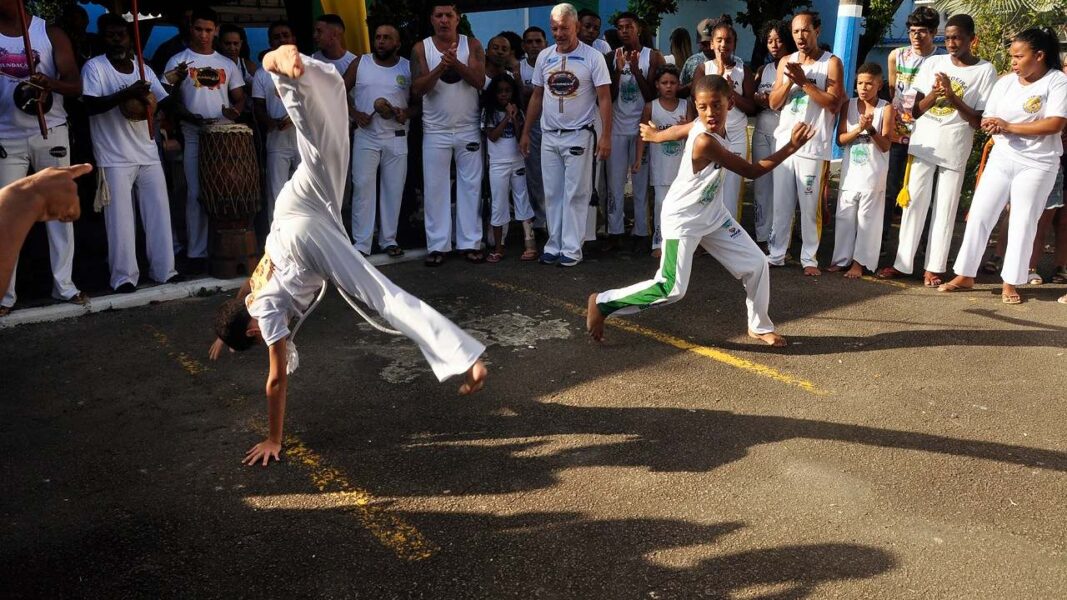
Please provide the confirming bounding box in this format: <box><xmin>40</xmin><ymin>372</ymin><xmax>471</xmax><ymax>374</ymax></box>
<box><xmin>115</xmin><ymin>283</ymin><xmax>137</xmax><ymax>294</ymax></box>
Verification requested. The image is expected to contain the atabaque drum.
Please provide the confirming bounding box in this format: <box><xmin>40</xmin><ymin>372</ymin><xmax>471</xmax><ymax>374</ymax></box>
<box><xmin>198</xmin><ymin>123</ymin><xmax>260</xmax><ymax>227</ymax></box>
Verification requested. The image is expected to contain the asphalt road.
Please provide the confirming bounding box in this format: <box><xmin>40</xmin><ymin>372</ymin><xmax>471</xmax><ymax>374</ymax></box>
<box><xmin>2</xmin><ymin>243</ymin><xmax>1065</xmax><ymax>599</ymax></box>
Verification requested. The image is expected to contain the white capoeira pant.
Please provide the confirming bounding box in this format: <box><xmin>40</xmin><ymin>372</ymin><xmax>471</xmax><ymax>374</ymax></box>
<box><xmin>541</xmin><ymin>128</ymin><xmax>594</xmax><ymax>260</ymax></box>
<box><xmin>768</xmin><ymin>154</ymin><xmax>825</xmax><ymax>267</ymax></box>
<box><xmin>893</xmin><ymin>156</ymin><xmax>965</xmax><ymax>275</ymax></box>
<box><xmin>488</xmin><ymin>158</ymin><xmax>533</xmax><ymax>227</ymax></box>
<box><xmin>0</xmin><ymin>124</ymin><xmax>79</xmax><ymax>307</ymax></box>
<box><xmin>181</xmin><ymin>124</ymin><xmax>211</xmax><ymax>259</ymax></box>
<box><xmin>952</xmin><ymin>157</ymin><xmax>1058</xmax><ymax>286</ymax></box>
<box><xmin>102</xmin><ymin>164</ymin><xmax>177</xmax><ymax>288</ymax></box>
<box><xmin>253</xmin><ymin>54</ymin><xmax>485</xmax><ymax>379</ymax></box>
<box><xmin>351</xmin><ymin>129</ymin><xmax>408</xmax><ymax>254</ymax></box>
<box><xmin>422</xmin><ymin>130</ymin><xmax>484</xmax><ymax>253</ymax></box>
<box><xmin>264</xmin><ymin>127</ymin><xmax>300</xmax><ymax>222</ymax></box>
<box><xmin>594</xmin><ymin>216</ymin><xmax>774</xmax><ymax>334</ymax></box>
<box><xmin>607</xmin><ymin>133</ymin><xmax>649</xmax><ymax>236</ymax></box>
<box><xmin>523</xmin><ymin>123</ymin><xmax>546</xmax><ymax>227</ymax></box>
<box><xmin>831</xmin><ymin>190</ymin><xmax>884</xmax><ymax>271</ymax></box>
<box><xmin>750</xmin><ymin>129</ymin><xmax>775</xmax><ymax>242</ymax></box>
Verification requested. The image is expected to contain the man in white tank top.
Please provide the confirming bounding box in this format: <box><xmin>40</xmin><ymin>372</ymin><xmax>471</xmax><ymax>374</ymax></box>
<box><xmin>767</xmin><ymin>10</ymin><xmax>845</xmax><ymax>276</ymax></box>
<box><xmin>520</xmin><ymin>3</ymin><xmax>613</xmax><ymax>267</ymax></box>
<box><xmin>311</xmin><ymin>14</ymin><xmax>357</xmax><ymax>92</ymax></box>
<box><xmin>520</xmin><ymin>26</ymin><xmax>548</xmax><ymax>229</ymax></box>
<box><xmin>411</xmin><ymin>4</ymin><xmax>486</xmax><ymax>265</ymax></box>
<box><xmin>350</xmin><ymin>24</ymin><xmax>412</xmax><ymax>258</ymax></box>
<box><xmin>605</xmin><ymin>11</ymin><xmax>664</xmax><ymax>251</ymax></box>
<box><xmin>0</xmin><ymin>1</ymin><xmax>85</xmax><ymax>314</ymax></box>
<box><xmin>253</xmin><ymin>21</ymin><xmax>300</xmax><ymax>229</ymax></box>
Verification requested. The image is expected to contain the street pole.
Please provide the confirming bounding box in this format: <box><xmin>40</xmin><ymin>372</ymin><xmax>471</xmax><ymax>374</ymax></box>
<box><xmin>831</xmin><ymin>0</ymin><xmax>863</xmax><ymax>159</ymax></box>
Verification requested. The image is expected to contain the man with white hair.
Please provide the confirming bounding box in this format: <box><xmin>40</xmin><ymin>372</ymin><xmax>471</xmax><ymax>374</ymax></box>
<box><xmin>520</xmin><ymin>3</ymin><xmax>612</xmax><ymax>267</ymax></box>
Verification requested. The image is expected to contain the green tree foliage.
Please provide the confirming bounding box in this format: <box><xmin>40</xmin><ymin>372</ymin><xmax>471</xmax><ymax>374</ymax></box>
<box><xmin>858</xmin><ymin>0</ymin><xmax>905</xmax><ymax>65</ymax></box>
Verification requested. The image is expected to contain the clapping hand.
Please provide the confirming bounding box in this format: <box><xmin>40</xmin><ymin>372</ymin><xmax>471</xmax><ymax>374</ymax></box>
<box><xmin>857</xmin><ymin>112</ymin><xmax>874</xmax><ymax>132</ymax></box>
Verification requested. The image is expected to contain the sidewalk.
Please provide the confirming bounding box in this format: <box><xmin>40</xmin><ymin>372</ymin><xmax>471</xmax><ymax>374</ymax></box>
<box><xmin>0</xmin><ymin>249</ymin><xmax>428</xmax><ymax>329</ymax></box>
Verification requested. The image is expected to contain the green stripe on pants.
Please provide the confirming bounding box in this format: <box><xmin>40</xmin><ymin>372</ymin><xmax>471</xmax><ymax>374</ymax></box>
<box><xmin>599</xmin><ymin>239</ymin><xmax>680</xmax><ymax>316</ymax></box>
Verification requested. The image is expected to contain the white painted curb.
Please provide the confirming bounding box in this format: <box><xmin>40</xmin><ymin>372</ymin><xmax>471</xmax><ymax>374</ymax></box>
<box><xmin>0</xmin><ymin>248</ymin><xmax>428</xmax><ymax>329</ymax></box>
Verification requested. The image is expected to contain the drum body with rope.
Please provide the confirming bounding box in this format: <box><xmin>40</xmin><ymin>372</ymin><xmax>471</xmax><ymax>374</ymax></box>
<box><xmin>198</xmin><ymin>124</ymin><xmax>260</xmax><ymax>277</ymax></box>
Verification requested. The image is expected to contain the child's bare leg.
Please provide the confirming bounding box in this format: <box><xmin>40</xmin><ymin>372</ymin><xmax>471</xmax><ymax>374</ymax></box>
<box><xmin>844</xmin><ymin>261</ymin><xmax>864</xmax><ymax>279</ymax></box>
<box><xmin>493</xmin><ymin>225</ymin><xmax>504</xmax><ymax>255</ymax></box>
<box><xmin>586</xmin><ymin>293</ymin><xmax>605</xmax><ymax>342</ymax></box>
<box><xmin>458</xmin><ymin>359</ymin><xmax>487</xmax><ymax>395</ymax></box>
<box><xmin>748</xmin><ymin>330</ymin><xmax>787</xmax><ymax>347</ymax></box>
<box><xmin>1031</xmin><ymin>209</ymin><xmax>1055</xmax><ymax>269</ymax></box>
<box><xmin>263</xmin><ymin>45</ymin><xmax>304</xmax><ymax>79</ymax></box>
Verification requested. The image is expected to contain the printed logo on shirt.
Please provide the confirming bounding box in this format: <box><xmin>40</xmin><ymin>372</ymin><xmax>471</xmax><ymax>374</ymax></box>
<box><xmin>849</xmin><ymin>144</ymin><xmax>870</xmax><ymax>166</ymax></box>
<box><xmin>396</xmin><ymin>74</ymin><xmax>410</xmax><ymax>87</ymax></box>
<box><xmin>927</xmin><ymin>77</ymin><xmax>966</xmax><ymax>118</ymax></box>
<box><xmin>661</xmin><ymin>140</ymin><xmax>682</xmax><ymax>156</ymax></box>
<box><xmin>787</xmin><ymin>87</ymin><xmax>810</xmax><ymax>115</ymax></box>
<box><xmin>1023</xmin><ymin>95</ymin><xmax>1043</xmax><ymax>114</ymax></box>
<box><xmin>0</xmin><ymin>48</ymin><xmax>37</xmax><ymax>78</ymax></box>
<box><xmin>699</xmin><ymin>172</ymin><xmax>721</xmax><ymax>205</ymax></box>
<box><xmin>189</xmin><ymin>66</ymin><xmax>227</xmax><ymax>90</ymax></box>
<box><xmin>620</xmin><ymin>77</ymin><xmax>639</xmax><ymax>104</ymax></box>
<box><xmin>547</xmin><ymin>70</ymin><xmax>580</xmax><ymax>98</ymax></box>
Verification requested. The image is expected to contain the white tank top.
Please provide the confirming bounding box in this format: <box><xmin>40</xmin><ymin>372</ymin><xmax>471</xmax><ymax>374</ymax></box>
<box><xmin>773</xmin><ymin>50</ymin><xmax>835</xmax><ymax>160</ymax></box>
<box><xmin>704</xmin><ymin>56</ymin><xmax>747</xmax><ymax>146</ymax></box>
<box><xmin>649</xmin><ymin>98</ymin><xmax>688</xmax><ymax>186</ymax></box>
<box><xmin>612</xmin><ymin>46</ymin><xmax>651</xmax><ymax>133</ymax></box>
<box><xmin>754</xmin><ymin>61</ymin><xmax>779</xmax><ymax>135</ymax></box>
<box><xmin>422</xmin><ymin>35</ymin><xmax>480</xmax><ymax>132</ymax></box>
<box><xmin>840</xmin><ymin>98</ymin><xmax>890</xmax><ymax>192</ymax></box>
<box><xmin>660</xmin><ymin>121</ymin><xmax>730</xmax><ymax>238</ymax></box>
<box><xmin>353</xmin><ymin>54</ymin><xmax>411</xmax><ymax>138</ymax></box>
<box><xmin>0</xmin><ymin>16</ymin><xmax>67</xmax><ymax>138</ymax></box>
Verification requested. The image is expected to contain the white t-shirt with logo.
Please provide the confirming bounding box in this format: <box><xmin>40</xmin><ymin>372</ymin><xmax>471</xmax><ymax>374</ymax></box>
<box><xmin>483</xmin><ymin>109</ymin><xmax>522</xmax><ymax>163</ymax></box>
<box><xmin>82</xmin><ymin>55</ymin><xmax>169</xmax><ymax>168</ymax></box>
<box><xmin>532</xmin><ymin>41</ymin><xmax>611</xmax><ymax>132</ymax></box>
<box><xmin>985</xmin><ymin>69</ymin><xmax>1067</xmax><ymax>173</ymax></box>
<box><xmin>908</xmin><ymin>55</ymin><xmax>997</xmax><ymax>171</ymax></box>
<box><xmin>164</xmin><ymin>49</ymin><xmax>245</xmax><ymax>122</ymax></box>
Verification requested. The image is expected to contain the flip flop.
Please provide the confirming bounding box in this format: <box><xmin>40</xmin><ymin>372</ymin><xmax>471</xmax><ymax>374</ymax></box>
<box><xmin>876</xmin><ymin>267</ymin><xmax>904</xmax><ymax>279</ymax></box>
<box><xmin>486</xmin><ymin>251</ymin><xmax>503</xmax><ymax>263</ymax></box>
<box><xmin>424</xmin><ymin>251</ymin><xmax>444</xmax><ymax>267</ymax></box>
<box><xmin>520</xmin><ymin>248</ymin><xmax>538</xmax><ymax>261</ymax></box>
<box><xmin>1002</xmin><ymin>292</ymin><xmax>1022</xmax><ymax>304</ymax></box>
<box><xmin>937</xmin><ymin>282</ymin><xmax>973</xmax><ymax>293</ymax></box>
<box><xmin>385</xmin><ymin>245</ymin><xmax>404</xmax><ymax>257</ymax></box>
<box><xmin>465</xmin><ymin>251</ymin><xmax>484</xmax><ymax>263</ymax></box>
<box><xmin>924</xmin><ymin>276</ymin><xmax>943</xmax><ymax>288</ymax></box>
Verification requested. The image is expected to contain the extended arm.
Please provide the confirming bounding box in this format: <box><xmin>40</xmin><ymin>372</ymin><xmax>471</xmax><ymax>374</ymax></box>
<box><xmin>640</xmin><ymin>119</ymin><xmax>694</xmax><ymax>143</ymax></box>
<box><xmin>243</xmin><ymin>340</ymin><xmax>288</xmax><ymax>466</ymax></box>
<box><xmin>696</xmin><ymin>122</ymin><xmax>814</xmax><ymax>179</ymax></box>
<box><xmin>983</xmin><ymin>116</ymin><xmax>1067</xmax><ymax>137</ymax></box>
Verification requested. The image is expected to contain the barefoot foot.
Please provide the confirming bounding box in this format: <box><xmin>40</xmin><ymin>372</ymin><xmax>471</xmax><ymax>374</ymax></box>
<box><xmin>844</xmin><ymin>262</ymin><xmax>864</xmax><ymax>279</ymax></box>
<box><xmin>749</xmin><ymin>330</ymin><xmax>788</xmax><ymax>347</ymax></box>
<box><xmin>803</xmin><ymin>266</ymin><xmax>821</xmax><ymax>277</ymax></box>
<box><xmin>586</xmin><ymin>293</ymin><xmax>605</xmax><ymax>342</ymax></box>
<box><xmin>458</xmin><ymin>359</ymin><xmax>487</xmax><ymax>395</ymax></box>
<box><xmin>826</xmin><ymin>264</ymin><xmax>844</xmax><ymax>273</ymax></box>
<box><xmin>937</xmin><ymin>275</ymin><xmax>974</xmax><ymax>293</ymax></box>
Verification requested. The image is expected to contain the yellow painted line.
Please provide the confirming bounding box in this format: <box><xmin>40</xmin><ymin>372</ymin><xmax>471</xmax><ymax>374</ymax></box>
<box><xmin>148</xmin><ymin>326</ymin><xmax>207</xmax><ymax>375</ymax></box>
<box><xmin>283</xmin><ymin>433</ymin><xmax>438</xmax><ymax>561</ymax></box>
<box><xmin>860</xmin><ymin>275</ymin><xmax>910</xmax><ymax>290</ymax></box>
<box><xmin>486</xmin><ymin>280</ymin><xmax>828</xmax><ymax>396</ymax></box>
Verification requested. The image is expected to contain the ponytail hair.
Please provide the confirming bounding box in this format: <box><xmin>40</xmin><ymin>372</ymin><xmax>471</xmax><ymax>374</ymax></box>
<box><xmin>1014</xmin><ymin>27</ymin><xmax>1063</xmax><ymax>72</ymax></box>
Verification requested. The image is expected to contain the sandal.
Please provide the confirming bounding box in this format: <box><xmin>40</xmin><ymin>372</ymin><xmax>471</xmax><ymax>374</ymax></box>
<box><xmin>424</xmin><ymin>251</ymin><xmax>444</xmax><ymax>267</ymax></box>
<box><xmin>464</xmin><ymin>250</ymin><xmax>484</xmax><ymax>263</ymax></box>
<box><xmin>1027</xmin><ymin>269</ymin><xmax>1043</xmax><ymax>286</ymax></box>
<box><xmin>520</xmin><ymin>248</ymin><xmax>538</xmax><ymax>261</ymax></box>
<box><xmin>981</xmin><ymin>256</ymin><xmax>1002</xmax><ymax>275</ymax></box>
<box><xmin>487</xmin><ymin>251</ymin><xmax>503</xmax><ymax>263</ymax></box>
<box><xmin>876</xmin><ymin>266</ymin><xmax>905</xmax><ymax>279</ymax></box>
<box><xmin>385</xmin><ymin>245</ymin><xmax>404</xmax><ymax>258</ymax></box>
<box><xmin>1052</xmin><ymin>267</ymin><xmax>1067</xmax><ymax>284</ymax></box>
<box><xmin>937</xmin><ymin>282</ymin><xmax>974</xmax><ymax>293</ymax></box>
<box><xmin>924</xmin><ymin>274</ymin><xmax>943</xmax><ymax>288</ymax></box>
<box><xmin>1002</xmin><ymin>291</ymin><xmax>1022</xmax><ymax>304</ymax></box>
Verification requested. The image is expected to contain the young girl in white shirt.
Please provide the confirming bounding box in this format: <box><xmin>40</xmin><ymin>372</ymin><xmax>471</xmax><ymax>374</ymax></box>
<box><xmin>482</xmin><ymin>74</ymin><xmax>537</xmax><ymax>263</ymax></box>
<box><xmin>939</xmin><ymin>28</ymin><xmax>1067</xmax><ymax>304</ymax></box>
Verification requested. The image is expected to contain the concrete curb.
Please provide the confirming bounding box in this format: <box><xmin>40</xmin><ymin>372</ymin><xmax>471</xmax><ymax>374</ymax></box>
<box><xmin>0</xmin><ymin>249</ymin><xmax>428</xmax><ymax>330</ymax></box>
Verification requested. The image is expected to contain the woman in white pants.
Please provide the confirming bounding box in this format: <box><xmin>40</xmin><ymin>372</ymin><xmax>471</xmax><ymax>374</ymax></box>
<box><xmin>939</xmin><ymin>29</ymin><xmax>1067</xmax><ymax>304</ymax></box>
<box><xmin>751</xmin><ymin>20</ymin><xmax>794</xmax><ymax>245</ymax></box>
